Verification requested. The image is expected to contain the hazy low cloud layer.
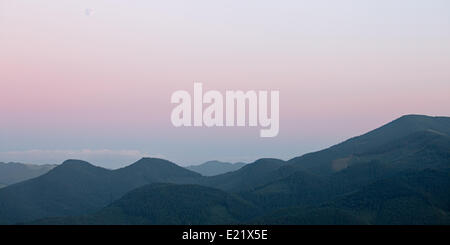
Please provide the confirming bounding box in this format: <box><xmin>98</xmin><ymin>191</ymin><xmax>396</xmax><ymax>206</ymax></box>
<box><xmin>0</xmin><ymin>149</ymin><xmax>163</xmax><ymax>169</ymax></box>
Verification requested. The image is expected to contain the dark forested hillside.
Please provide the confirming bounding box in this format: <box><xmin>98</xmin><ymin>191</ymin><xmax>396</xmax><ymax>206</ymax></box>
<box><xmin>0</xmin><ymin>158</ymin><xmax>202</xmax><ymax>224</ymax></box>
<box><xmin>3</xmin><ymin>115</ymin><xmax>450</xmax><ymax>225</ymax></box>
<box><xmin>32</xmin><ymin>184</ymin><xmax>260</xmax><ymax>225</ymax></box>
<box><xmin>287</xmin><ymin>115</ymin><xmax>450</xmax><ymax>175</ymax></box>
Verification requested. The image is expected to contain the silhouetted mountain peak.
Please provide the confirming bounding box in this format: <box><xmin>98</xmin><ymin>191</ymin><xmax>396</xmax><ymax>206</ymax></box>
<box><xmin>2</xmin><ymin>114</ymin><xmax>449</xmax><ymax>225</ymax></box>
<box><xmin>46</xmin><ymin>159</ymin><xmax>109</xmax><ymax>178</ymax></box>
<box><xmin>114</xmin><ymin>157</ymin><xmax>201</xmax><ymax>184</ymax></box>
<box><xmin>288</xmin><ymin>114</ymin><xmax>450</xmax><ymax>175</ymax></box>
<box><xmin>242</xmin><ymin>158</ymin><xmax>286</xmax><ymax>171</ymax></box>
<box><xmin>377</xmin><ymin>114</ymin><xmax>450</xmax><ymax>135</ymax></box>
<box><xmin>57</xmin><ymin>159</ymin><xmax>97</xmax><ymax>170</ymax></box>
<box><xmin>123</xmin><ymin>157</ymin><xmax>183</xmax><ymax>170</ymax></box>
<box><xmin>137</xmin><ymin>157</ymin><xmax>155</xmax><ymax>162</ymax></box>
<box><xmin>395</xmin><ymin>114</ymin><xmax>450</xmax><ymax>122</ymax></box>
<box><xmin>253</xmin><ymin>158</ymin><xmax>285</xmax><ymax>165</ymax></box>
<box><xmin>0</xmin><ymin>158</ymin><xmax>201</xmax><ymax>224</ymax></box>
<box><xmin>397</xmin><ymin>114</ymin><xmax>431</xmax><ymax>120</ymax></box>
<box><xmin>343</xmin><ymin>114</ymin><xmax>450</xmax><ymax>143</ymax></box>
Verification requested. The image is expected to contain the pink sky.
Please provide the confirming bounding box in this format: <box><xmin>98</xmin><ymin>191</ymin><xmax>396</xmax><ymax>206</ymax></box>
<box><xmin>1</xmin><ymin>0</ymin><xmax>450</xmax><ymax>167</ymax></box>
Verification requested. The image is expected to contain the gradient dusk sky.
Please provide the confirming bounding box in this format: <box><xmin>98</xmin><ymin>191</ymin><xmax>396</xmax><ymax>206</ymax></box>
<box><xmin>1</xmin><ymin>0</ymin><xmax>450</xmax><ymax>168</ymax></box>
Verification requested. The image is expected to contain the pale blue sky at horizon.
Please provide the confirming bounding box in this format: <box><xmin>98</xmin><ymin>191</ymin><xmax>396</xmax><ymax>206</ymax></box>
<box><xmin>1</xmin><ymin>0</ymin><xmax>449</xmax><ymax>168</ymax></box>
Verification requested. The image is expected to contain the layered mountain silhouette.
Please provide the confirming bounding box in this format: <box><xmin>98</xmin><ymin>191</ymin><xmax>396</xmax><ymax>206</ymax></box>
<box><xmin>0</xmin><ymin>158</ymin><xmax>201</xmax><ymax>224</ymax></box>
<box><xmin>1</xmin><ymin>114</ymin><xmax>449</xmax><ymax>225</ymax></box>
<box><xmin>200</xmin><ymin>158</ymin><xmax>290</xmax><ymax>192</ymax></box>
<box><xmin>287</xmin><ymin>114</ymin><xmax>450</xmax><ymax>175</ymax></box>
<box><xmin>0</xmin><ymin>162</ymin><xmax>55</xmax><ymax>187</ymax></box>
<box><xmin>186</xmin><ymin>161</ymin><xmax>246</xmax><ymax>176</ymax></box>
<box><xmin>240</xmin><ymin>115</ymin><xmax>450</xmax><ymax>216</ymax></box>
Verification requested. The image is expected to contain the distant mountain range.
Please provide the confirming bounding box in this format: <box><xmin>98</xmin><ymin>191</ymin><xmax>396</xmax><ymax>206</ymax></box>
<box><xmin>1</xmin><ymin>114</ymin><xmax>449</xmax><ymax>225</ymax></box>
<box><xmin>0</xmin><ymin>162</ymin><xmax>55</xmax><ymax>187</ymax></box>
<box><xmin>186</xmin><ymin>161</ymin><xmax>247</xmax><ymax>176</ymax></box>
<box><xmin>0</xmin><ymin>158</ymin><xmax>200</xmax><ymax>224</ymax></box>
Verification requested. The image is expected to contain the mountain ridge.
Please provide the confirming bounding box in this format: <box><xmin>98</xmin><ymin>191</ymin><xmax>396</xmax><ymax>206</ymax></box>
<box><xmin>0</xmin><ymin>162</ymin><xmax>56</xmax><ymax>187</ymax></box>
<box><xmin>286</xmin><ymin>114</ymin><xmax>450</xmax><ymax>175</ymax></box>
<box><xmin>186</xmin><ymin>161</ymin><xmax>247</xmax><ymax>176</ymax></box>
<box><xmin>2</xmin><ymin>114</ymin><xmax>450</xmax><ymax>225</ymax></box>
<box><xmin>0</xmin><ymin>157</ymin><xmax>203</xmax><ymax>224</ymax></box>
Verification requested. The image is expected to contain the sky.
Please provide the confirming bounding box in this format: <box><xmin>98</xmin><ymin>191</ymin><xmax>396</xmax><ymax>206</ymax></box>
<box><xmin>1</xmin><ymin>0</ymin><xmax>450</xmax><ymax>168</ymax></box>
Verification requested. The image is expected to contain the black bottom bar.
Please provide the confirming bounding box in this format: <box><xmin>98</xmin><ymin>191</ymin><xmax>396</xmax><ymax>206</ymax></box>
<box><xmin>2</xmin><ymin>225</ymin><xmax>448</xmax><ymax>244</ymax></box>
